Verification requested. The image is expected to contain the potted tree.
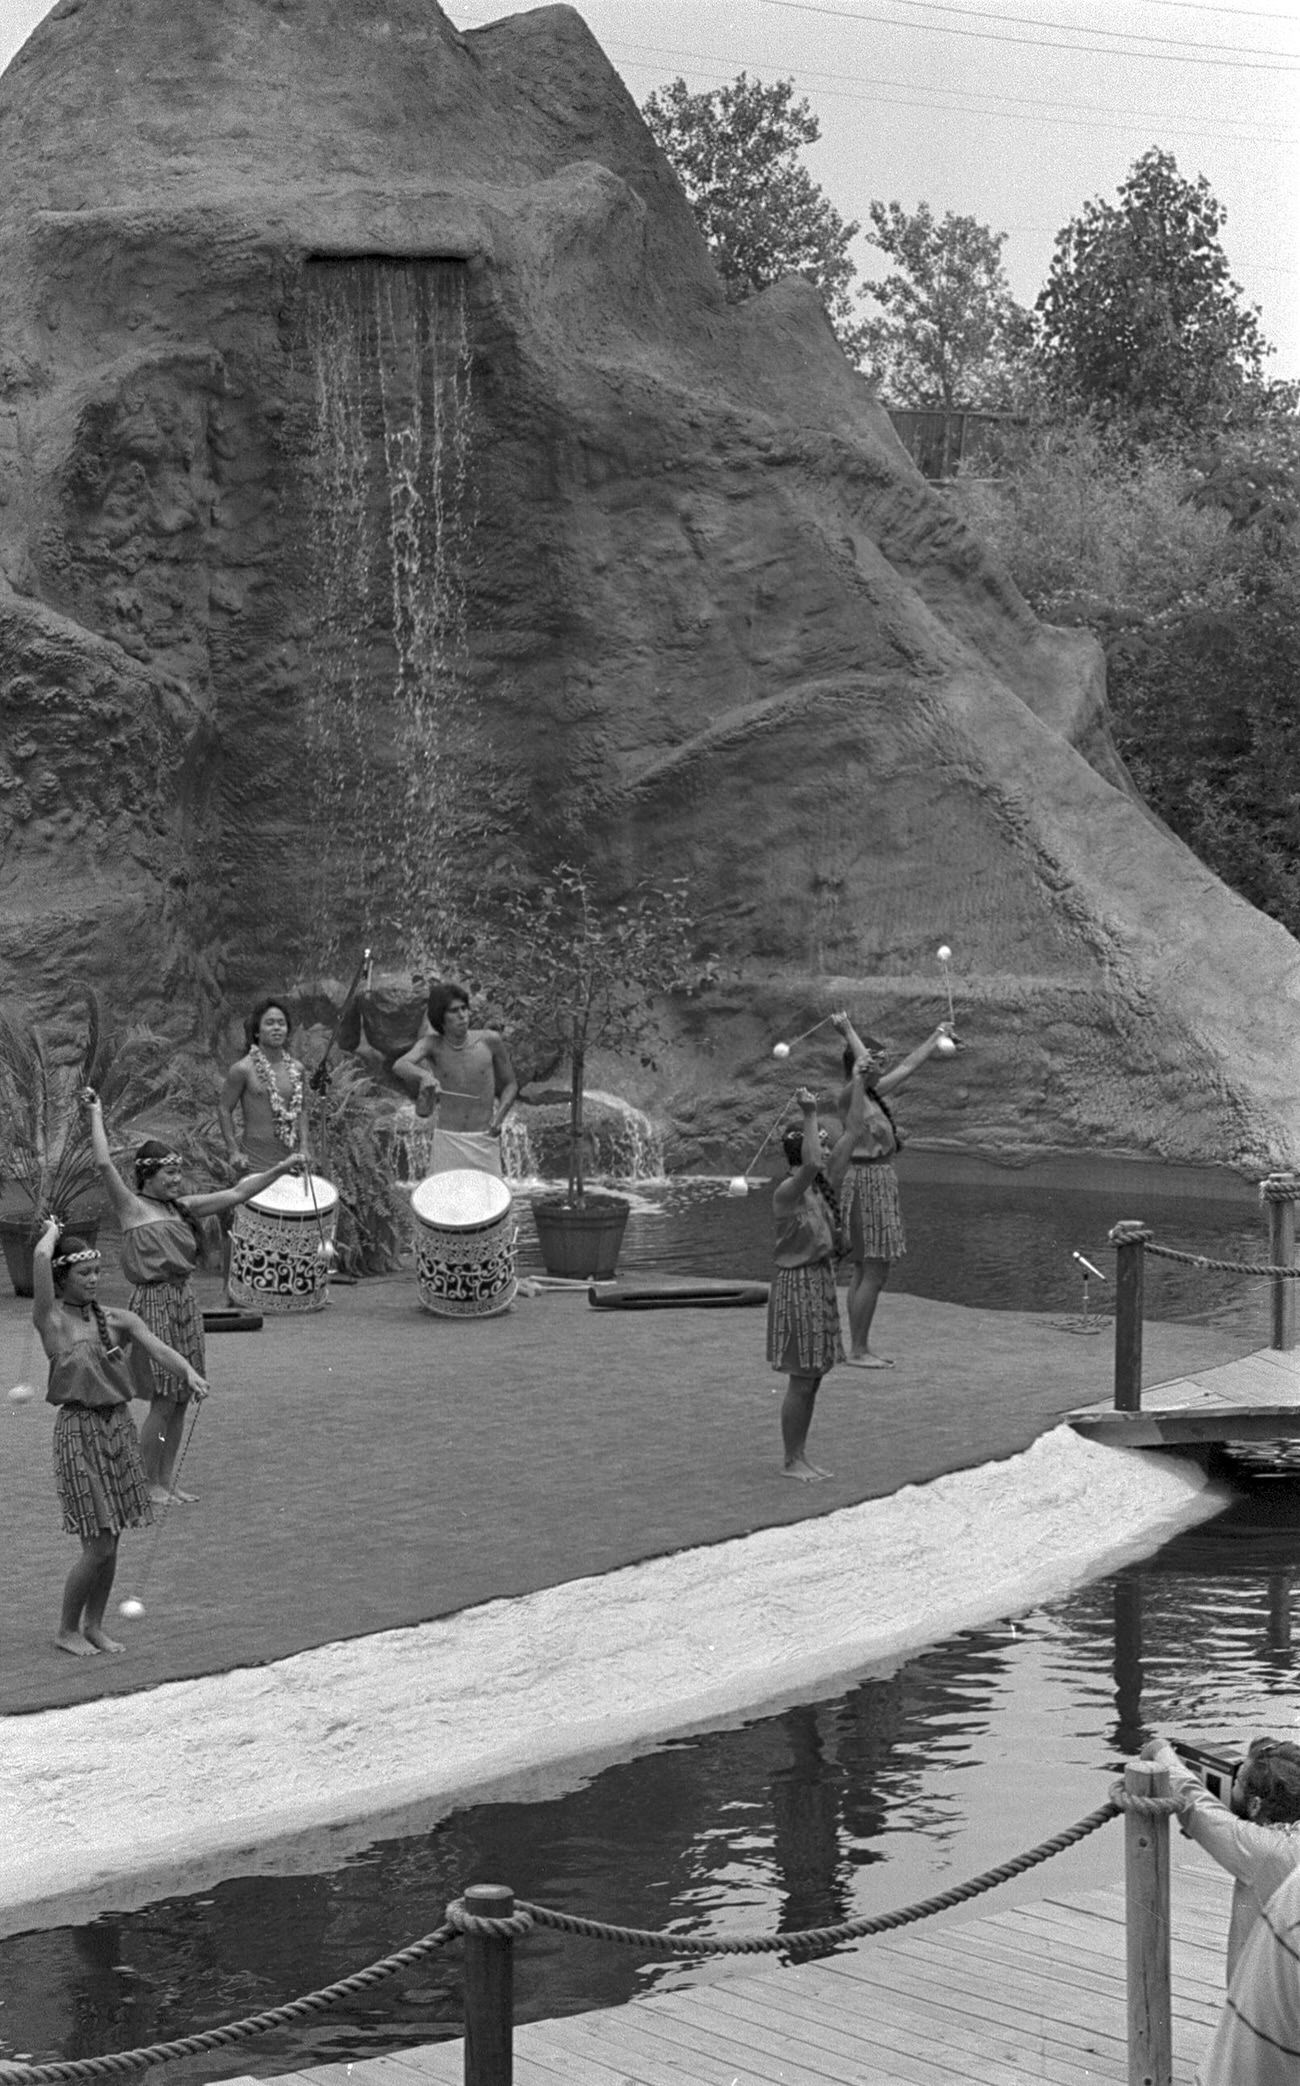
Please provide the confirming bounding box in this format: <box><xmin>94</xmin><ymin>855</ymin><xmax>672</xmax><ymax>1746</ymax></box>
<box><xmin>0</xmin><ymin>991</ymin><xmax>179</xmax><ymax>1295</ymax></box>
<box><xmin>499</xmin><ymin>863</ymin><xmax>696</xmax><ymax>1280</ymax></box>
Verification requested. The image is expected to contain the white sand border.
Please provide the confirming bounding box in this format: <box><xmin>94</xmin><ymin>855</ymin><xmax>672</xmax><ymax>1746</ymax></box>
<box><xmin>0</xmin><ymin>1426</ymin><xmax>1221</xmax><ymax>1936</ymax></box>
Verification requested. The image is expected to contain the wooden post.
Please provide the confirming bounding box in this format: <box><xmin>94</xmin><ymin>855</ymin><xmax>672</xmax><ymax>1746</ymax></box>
<box><xmin>1111</xmin><ymin>1227</ymin><xmax>1147</xmax><ymax>1411</ymax></box>
<box><xmin>1268</xmin><ymin>1189</ymin><xmax>1296</xmax><ymax>1353</ymax></box>
<box><xmin>463</xmin><ymin>1883</ymin><xmax>515</xmax><ymax>2086</ymax></box>
<box><xmin>1124</xmin><ymin>1758</ymin><xmax>1172</xmax><ymax>2086</ymax></box>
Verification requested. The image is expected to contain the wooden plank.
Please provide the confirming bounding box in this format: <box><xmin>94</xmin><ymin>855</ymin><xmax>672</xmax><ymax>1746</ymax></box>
<box><xmin>684</xmin><ymin>1969</ymin><xmax>1104</xmax><ymax>2086</ymax></box>
<box><xmin>590</xmin><ymin>1986</ymin><xmax>960</xmax><ymax>2085</ymax></box>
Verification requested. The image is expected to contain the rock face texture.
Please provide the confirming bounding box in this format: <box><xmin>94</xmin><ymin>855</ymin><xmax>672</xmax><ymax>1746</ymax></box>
<box><xmin>2</xmin><ymin>0</ymin><xmax>1299</xmax><ymax>1170</ymax></box>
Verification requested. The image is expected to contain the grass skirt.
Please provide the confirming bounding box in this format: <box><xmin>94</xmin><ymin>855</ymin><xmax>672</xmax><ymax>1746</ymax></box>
<box><xmin>767</xmin><ymin>1261</ymin><xmax>843</xmax><ymax>1376</ymax></box>
<box><xmin>842</xmin><ymin>1160</ymin><xmax>906</xmax><ymax>1260</ymax></box>
<box><xmin>53</xmin><ymin>1404</ymin><xmax>153</xmax><ymax>1539</ymax></box>
<box><xmin>129</xmin><ymin>1278</ymin><xmax>205</xmax><ymax>1401</ymax></box>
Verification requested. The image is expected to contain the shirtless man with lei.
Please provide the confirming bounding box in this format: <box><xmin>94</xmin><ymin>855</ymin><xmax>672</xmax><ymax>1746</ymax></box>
<box><xmin>218</xmin><ymin>998</ymin><xmax>311</xmax><ymax>1176</ymax></box>
<box><xmin>392</xmin><ymin>982</ymin><xmax>519</xmax><ymax>1176</ymax></box>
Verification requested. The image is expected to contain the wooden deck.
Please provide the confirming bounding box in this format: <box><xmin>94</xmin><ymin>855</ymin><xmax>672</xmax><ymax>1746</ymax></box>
<box><xmin>1070</xmin><ymin>1339</ymin><xmax>1300</xmax><ymax>1447</ymax></box>
<box><xmin>242</xmin><ymin>1858</ymin><xmax>1231</xmax><ymax>2085</ymax></box>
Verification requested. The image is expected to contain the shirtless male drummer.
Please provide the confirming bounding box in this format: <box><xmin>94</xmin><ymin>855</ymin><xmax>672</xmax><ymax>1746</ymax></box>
<box><xmin>392</xmin><ymin>982</ymin><xmax>519</xmax><ymax>1176</ymax></box>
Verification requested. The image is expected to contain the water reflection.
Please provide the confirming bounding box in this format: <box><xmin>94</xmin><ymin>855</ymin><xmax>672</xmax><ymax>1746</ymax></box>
<box><xmin>537</xmin><ymin>1166</ymin><xmax>1270</xmax><ymax>1327</ymax></box>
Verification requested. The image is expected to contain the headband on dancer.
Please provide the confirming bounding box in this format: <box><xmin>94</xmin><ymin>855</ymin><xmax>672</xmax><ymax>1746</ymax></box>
<box><xmin>136</xmin><ymin>1150</ymin><xmax>181</xmax><ymax>1180</ymax></box>
<box><xmin>52</xmin><ymin>1248</ymin><xmax>101</xmax><ymax>1269</ymax></box>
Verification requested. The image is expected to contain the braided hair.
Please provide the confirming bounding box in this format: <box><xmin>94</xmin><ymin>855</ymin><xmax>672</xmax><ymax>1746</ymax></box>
<box><xmin>134</xmin><ymin>1140</ymin><xmax>204</xmax><ymax>1246</ymax></box>
<box><xmin>51</xmin><ymin>1235</ymin><xmax>123</xmax><ymax>1357</ymax></box>
<box><xmin>780</xmin><ymin>1123</ymin><xmax>845</xmax><ymax>1244</ymax></box>
<box><xmin>841</xmin><ymin>1041</ymin><xmax>904</xmax><ymax>1152</ymax></box>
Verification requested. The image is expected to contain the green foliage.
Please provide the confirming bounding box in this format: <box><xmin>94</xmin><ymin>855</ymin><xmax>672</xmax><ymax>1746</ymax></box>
<box><xmin>861</xmin><ymin>201</ymin><xmax>1035</xmax><ymax>414</ymax></box>
<box><xmin>494</xmin><ymin>864</ymin><xmax>699</xmax><ymax>1201</ymax></box>
<box><xmin>1036</xmin><ymin>149</ymin><xmax>1275</xmax><ymax>436</ymax></box>
<box><xmin>642</xmin><ymin>73</ymin><xmax>867</xmax><ymax>362</ymax></box>
<box><xmin>961</xmin><ymin>417</ymin><xmax>1300</xmax><ymax>936</ymax></box>
<box><xmin>0</xmin><ymin>991</ymin><xmax>181</xmax><ymax>1230</ymax></box>
<box><xmin>304</xmin><ymin>1052</ymin><xmax>405</xmax><ymax>1277</ymax></box>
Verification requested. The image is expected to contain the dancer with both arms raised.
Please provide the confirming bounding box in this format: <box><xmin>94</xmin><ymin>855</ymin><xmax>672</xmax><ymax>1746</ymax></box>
<box><xmin>33</xmin><ymin>1216</ymin><xmax>208</xmax><ymax>1657</ymax></box>
<box><xmin>82</xmin><ymin>1090</ymin><xmax>302</xmax><ymax>1506</ymax></box>
<box><xmin>831</xmin><ymin>1008</ymin><xmax>955</xmax><ymax>1369</ymax></box>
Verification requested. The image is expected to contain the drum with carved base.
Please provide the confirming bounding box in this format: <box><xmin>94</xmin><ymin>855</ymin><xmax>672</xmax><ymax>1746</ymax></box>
<box><xmin>411</xmin><ymin>1169</ymin><xmax>517</xmax><ymax>1318</ymax></box>
<box><xmin>229</xmin><ymin>1174</ymin><xmax>339</xmax><ymax>1314</ymax></box>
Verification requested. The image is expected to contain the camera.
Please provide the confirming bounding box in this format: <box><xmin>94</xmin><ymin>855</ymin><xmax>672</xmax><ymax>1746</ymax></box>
<box><xmin>1172</xmin><ymin>1741</ymin><xmax>1240</xmax><ymax>1805</ymax></box>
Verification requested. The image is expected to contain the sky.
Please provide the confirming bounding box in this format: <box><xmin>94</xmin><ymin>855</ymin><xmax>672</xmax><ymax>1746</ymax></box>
<box><xmin>1</xmin><ymin>0</ymin><xmax>1297</xmax><ymax>379</ymax></box>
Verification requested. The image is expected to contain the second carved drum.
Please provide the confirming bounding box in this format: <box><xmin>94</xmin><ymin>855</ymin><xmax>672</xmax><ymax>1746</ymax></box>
<box><xmin>229</xmin><ymin>1173</ymin><xmax>339</xmax><ymax>1314</ymax></box>
<box><xmin>410</xmin><ymin>1169</ymin><xmax>517</xmax><ymax>1318</ymax></box>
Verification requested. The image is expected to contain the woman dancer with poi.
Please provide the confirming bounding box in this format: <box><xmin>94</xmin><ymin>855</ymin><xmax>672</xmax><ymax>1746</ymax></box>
<box><xmin>34</xmin><ymin>1216</ymin><xmax>208</xmax><ymax>1656</ymax></box>
<box><xmin>768</xmin><ymin>1069</ymin><xmax>869</xmax><ymax>1481</ymax></box>
<box><xmin>830</xmin><ymin>1008</ymin><xmax>955</xmax><ymax>1368</ymax></box>
<box><xmin>83</xmin><ymin>1090</ymin><xmax>302</xmax><ymax>1505</ymax></box>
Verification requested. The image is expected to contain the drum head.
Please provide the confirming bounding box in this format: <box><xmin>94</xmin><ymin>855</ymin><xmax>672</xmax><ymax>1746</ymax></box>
<box><xmin>248</xmin><ymin>1172</ymin><xmax>339</xmax><ymax>1216</ymax></box>
<box><xmin>411</xmin><ymin>1168</ymin><xmax>512</xmax><ymax>1228</ymax></box>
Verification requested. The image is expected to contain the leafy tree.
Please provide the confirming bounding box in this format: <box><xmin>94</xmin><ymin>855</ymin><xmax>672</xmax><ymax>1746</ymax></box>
<box><xmin>1036</xmin><ymin>148</ymin><xmax>1274</xmax><ymax>435</ymax></box>
<box><xmin>642</xmin><ymin>73</ymin><xmax>867</xmax><ymax>361</ymax></box>
<box><xmin>860</xmin><ymin>201</ymin><xmax>1036</xmax><ymax>414</ymax></box>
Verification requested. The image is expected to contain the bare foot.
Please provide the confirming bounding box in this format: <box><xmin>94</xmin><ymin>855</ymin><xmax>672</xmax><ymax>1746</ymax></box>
<box><xmin>83</xmin><ymin>1625</ymin><xmax>125</xmax><ymax>1654</ymax></box>
<box><xmin>147</xmin><ymin>1484</ymin><xmax>173</xmax><ymax>1505</ymax></box>
<box><xmin>783</xmin><ymin>1457</ymin><xmax>833</xmax><ymax>1482</ymax></box>
<box><xmin>170</xmin><ymin>1489</ymin><xmax>197</xmax><ymax>1504</ymax></box>
<box><xmin>844</xmin><ymin>1353</ymin><xmax>894</xmax><ymax>1369</ymax></box>
<box><xmin>55</xmin><ymin>1629</ymin><xmax>100</xmax><ymax>1657</ymax></box>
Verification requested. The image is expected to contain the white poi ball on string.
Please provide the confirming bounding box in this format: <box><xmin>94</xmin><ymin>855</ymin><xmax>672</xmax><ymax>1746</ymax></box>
<box><xmin>315</xmin><ymin>1239</ymin><xmax>336</xmax><ymax>1265</ymax></box>
<box><xmin>7</xmin><ymin>1382</ymin><xmax>36</xmax><ymax>1404</ymax></box>
<box><xmin>937</xmin><ymin>944</ymin><xmax>952</xmax><ymax>962</ymax></box>
<box><xmin>118</xmin><ymin>1598</ymin><xmax>145</xmax><ymax>1619</ymax></box>
<box><xmin>727</xmin><ymin>1176</ymin><xmax>749</xmax><ymax>1198</ymax></box>
<box><xmin>937</xmin><ymin>1035</ymin><xmax>957</xmax><ymax>1056</ymax></box>
<box><xmin>772</xmin><ymin>1041</ymin><xmax>791</xmax><ymax>1059</ymax></box>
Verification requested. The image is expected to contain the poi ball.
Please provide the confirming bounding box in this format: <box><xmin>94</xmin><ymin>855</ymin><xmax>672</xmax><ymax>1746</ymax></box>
<box><xmin>937</xmin><ymin>944</ymin><xmax>952</xmax><ymax>962</ymax></box>
<box><xmin>772</xmin><ymin>1041</ymin><xmax>791</xmax><ymax>1059</ymax></box>
<box><xmin>315</xmin><ymin>1239</ymin><xmax>336</xmax><ymax>1264</ymax></box>
<box><xmin>118</xmin><ymin>1598</ymin><xmax>145</xmax><ymax>1619</ymax></box>
<box><xmin>727</xmin><ymin>1176</ymin><xmax>749</xmax><ymax>1198</ymax></box>
<box><xmin>937</xmin><ymin>1034</ymin><xmax>957</xmax><ymax>1056</ymax></box>
<box><xmin>7</xmin><ymin>1383</ymin><xmax>36</xmax><ymax>1404</ymax></box>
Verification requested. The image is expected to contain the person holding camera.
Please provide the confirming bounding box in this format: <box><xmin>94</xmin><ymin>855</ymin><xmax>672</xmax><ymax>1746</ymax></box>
<box><xmin>1142</xmin><ymin>1734</ymin><xmax>1300</xmax><ymax>1981</ymax></box>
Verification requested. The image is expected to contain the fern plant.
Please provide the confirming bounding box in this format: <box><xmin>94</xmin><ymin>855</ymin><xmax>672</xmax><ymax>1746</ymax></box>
<box><xmin>0</xmin><ymin>990</ymin><xmax>180</xmax><ymax>1233</ymax></box>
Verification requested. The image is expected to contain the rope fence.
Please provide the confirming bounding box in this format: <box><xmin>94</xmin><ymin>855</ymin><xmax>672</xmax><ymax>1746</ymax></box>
<box><xmin>1107</xmin><ymin>1171</ymin><xmax>1300</xmax><ymax>1409</ymax></box>
<box><xmin>0</xmin><ymin>1782</ymin><xmax>1184</xmax><ymax>2086</ymax></box>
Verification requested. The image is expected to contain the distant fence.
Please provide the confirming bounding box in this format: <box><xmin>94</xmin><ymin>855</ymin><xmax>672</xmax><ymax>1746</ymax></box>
<box><xmin>886</xmin><ymin>408</ymin><xmax>1024</xmax><ymax>481</ymax></box>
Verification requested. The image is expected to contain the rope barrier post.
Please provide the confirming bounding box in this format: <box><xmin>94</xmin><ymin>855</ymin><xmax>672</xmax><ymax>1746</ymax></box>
<box><xmin>1124</xmin><ymin>1759</ymin><xmax>1172</xmax><ymax>2086</ymax></box>
<box><xmin>462</xmin><ymin>1884</ymin><xmax>516</xmax><ymax>2086</ymax></box>
<box><xmin>1109</xmin><ymin>1224</ymin><xmax>1149</xmax><ymax>1412</ymax></box>
<box><xmin>1261</xmin><ymin>1174</ymin><xmax>1299</xmax><ymax>1353</ymax></box>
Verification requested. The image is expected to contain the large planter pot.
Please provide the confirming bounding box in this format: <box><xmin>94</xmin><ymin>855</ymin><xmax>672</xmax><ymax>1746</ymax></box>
<box><xmin>0</xmin><ymin>1212</ymin><xmax>102</xmax><ymax>1298</ymax></box>
<box><xmin>531</xmin><ymin>1192</ymin><xmax>630</xmax><ymax>1280</ymax></box>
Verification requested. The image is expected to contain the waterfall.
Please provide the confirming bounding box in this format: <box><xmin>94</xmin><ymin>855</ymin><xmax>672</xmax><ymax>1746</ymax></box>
<box><xmin>296</xmin><ymin>258</ymin><xmax>477</xmax><ymax>971</ymax></box>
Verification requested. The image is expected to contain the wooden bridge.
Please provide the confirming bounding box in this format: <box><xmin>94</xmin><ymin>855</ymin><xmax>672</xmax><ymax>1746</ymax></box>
<box><xmin>251</xmin><ymin>1837</ymin><xmax>1229</xmax><ymax>2084</ymax></box>
<box><xmin>1069</xmin><ymin>1184</ymin><xmax>1300</xmax><ymax>1451</ymax></box>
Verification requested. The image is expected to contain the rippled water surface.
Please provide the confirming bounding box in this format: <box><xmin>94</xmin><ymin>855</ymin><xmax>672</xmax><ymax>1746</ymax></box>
<box><xmin>3</xmin><ymin>1157</ymin><xmax>1293</xmax><ymax>2074</ymax></box>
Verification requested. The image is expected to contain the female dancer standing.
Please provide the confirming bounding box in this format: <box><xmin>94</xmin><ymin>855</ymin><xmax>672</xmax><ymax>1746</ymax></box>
<box><xmin>768</xmin><ymin>1070</ymin><xmax>868</xmax><ymax>1481</ymax></box>
<box><xmin>34</xmin><ymin>1216</ymin><xmax>207</xmax><ymax>1656</ymax></box>
<box><xmin>83</xmin><ymin>1090</ymin><xmax>301</xmax><ymax>1504</ymax></box>
<box><xmin>831</xmin><ymin>1009</ymin><xmax>954</xmax><ymax>1368</ymax></box>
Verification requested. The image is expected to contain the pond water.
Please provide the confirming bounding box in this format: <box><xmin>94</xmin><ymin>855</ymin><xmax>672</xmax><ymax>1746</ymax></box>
<box><xmin>0</xmin><ymin>1155</ymin><xmax>1290</xmax><ymax>2074</ymax></box>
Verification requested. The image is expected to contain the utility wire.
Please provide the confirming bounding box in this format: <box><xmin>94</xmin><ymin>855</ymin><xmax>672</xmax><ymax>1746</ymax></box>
<box><xmin>613</xmin><ymin>34</ymin><xmax>1297</xmax><ymax>142</ymax></box>
<box><xmin>758</xmin><ymin>0</ymin><xmax>1300</xmax><ymax>71</ymax></box>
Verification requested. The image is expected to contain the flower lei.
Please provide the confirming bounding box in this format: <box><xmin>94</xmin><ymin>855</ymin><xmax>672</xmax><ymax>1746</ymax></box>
<box><xmin>249</xmin><ymin>1044</ymin><xmax>304</xmax><ymax>1149</ymax></box>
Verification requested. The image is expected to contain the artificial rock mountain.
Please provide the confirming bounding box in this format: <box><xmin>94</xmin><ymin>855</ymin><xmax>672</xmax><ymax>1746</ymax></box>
<box><xmin>1</xmin><ymin>0</ymin><xmax>1297</xmax><ymax>1171</ymax></box>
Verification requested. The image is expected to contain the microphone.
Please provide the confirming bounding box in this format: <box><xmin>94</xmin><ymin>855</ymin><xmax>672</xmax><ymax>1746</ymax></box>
<box><xmin>1072</xmin><ymin>1251</ymin><xmax>1106</xmax><ymax>1282</ymax></box>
